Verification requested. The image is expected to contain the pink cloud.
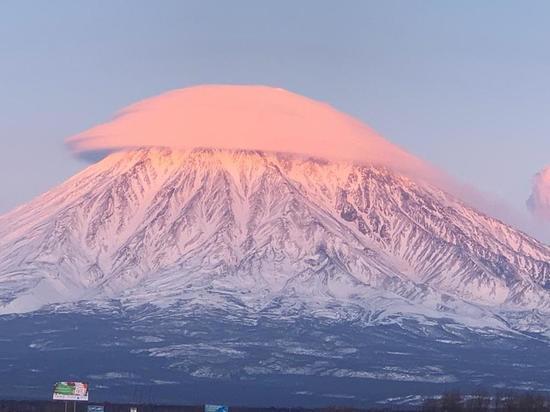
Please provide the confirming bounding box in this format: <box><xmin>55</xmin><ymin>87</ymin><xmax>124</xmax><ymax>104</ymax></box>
<box><xmin>66</xmin><ymin>84</ymin><xmax>442</xmax><ymax>183</ymax></box>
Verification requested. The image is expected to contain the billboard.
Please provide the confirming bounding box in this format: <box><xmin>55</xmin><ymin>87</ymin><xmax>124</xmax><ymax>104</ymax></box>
<box><xmin>204</xmin><ymin>405</ymin><xmax>229</xmax><ymax>412</ymax></box>
<box><xmin>53</xmin><ymin>382</ymin><xmax>89</xmax><ymax>401</ymax></box>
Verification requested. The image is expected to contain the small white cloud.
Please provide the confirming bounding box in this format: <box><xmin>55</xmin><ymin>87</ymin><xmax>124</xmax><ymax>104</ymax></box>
<box><xmin>527</xmin><ymin>165</ymin><xmax>550</xmax><ymax>221</ymax></box>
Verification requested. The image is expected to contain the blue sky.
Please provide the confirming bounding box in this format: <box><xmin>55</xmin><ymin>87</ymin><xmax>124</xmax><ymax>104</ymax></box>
<box><xmin>1</xmin><ymin>0</ymin><xmax>549</xmax><ymax>224</ymax></box>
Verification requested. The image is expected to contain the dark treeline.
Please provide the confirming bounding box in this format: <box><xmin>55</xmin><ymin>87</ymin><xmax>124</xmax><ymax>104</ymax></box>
<box><xmin>0</xmin><ymin>400</ymin><xmax>378</xmax><ymax>412</ymax></box>
<box><xmin>422</xmin><ymin>391</ymin><xmax>550</xmax><ymax>411</ymax></box>
<box><xmin>11</xmin><ymin>394</ymin><xmax>550</xmax><ymax>412</ymax></box>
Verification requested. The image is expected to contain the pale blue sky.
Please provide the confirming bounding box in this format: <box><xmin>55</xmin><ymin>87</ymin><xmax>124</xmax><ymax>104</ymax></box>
<box><xmin>1</xmin><ymin>1</ymin><xmax>549</xmax><ymax>223</ymax></box>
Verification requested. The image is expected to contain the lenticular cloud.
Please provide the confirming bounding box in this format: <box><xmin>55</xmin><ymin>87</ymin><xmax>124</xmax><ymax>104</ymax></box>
<box><xmin>67</xmin><ymin>84</ymin><xmax>436</xmax><ymax>180</ymax></box>
<box><xmin>528</xmin><ymin>166</ymin><xmax>550</xmax><ymax>221</ymax></box>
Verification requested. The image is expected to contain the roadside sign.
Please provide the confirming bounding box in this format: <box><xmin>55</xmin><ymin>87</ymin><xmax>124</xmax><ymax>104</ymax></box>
<box><xmin>205</xmin><ymin>405</ymin><xmax>229</xmax><ymax>412</ymax></box>
<box><xmin>53</xmin><ymin>382</ymin><xmax>89</xmax><ymax>401</ymax></box>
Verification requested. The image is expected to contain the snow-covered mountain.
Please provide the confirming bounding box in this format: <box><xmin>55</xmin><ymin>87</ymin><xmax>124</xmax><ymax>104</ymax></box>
<box><xmin>2</xmin><ymin>84</ymin><xmax>549</xmax><ymax>406</ymax></box>
<box><xmin>0</xmin><ymin>147</ymin><xmax>548</xmax><ymax>323</ymax></box>
<box><xmin>1</xmin><ymin>147</ymin><xmax>550</xmax><ymax>406</ymax></box>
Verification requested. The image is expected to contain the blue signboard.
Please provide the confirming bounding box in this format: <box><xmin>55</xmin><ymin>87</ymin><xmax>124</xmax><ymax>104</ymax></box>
<box><xmin>88</xmin><ymin>406</ymin><xmax>104</xmax><ymax>412</ymax></box>
<box><xmin>204</xmin><ymin>405</ymin><xmax>229</xmax><ymax>412</ymax></box>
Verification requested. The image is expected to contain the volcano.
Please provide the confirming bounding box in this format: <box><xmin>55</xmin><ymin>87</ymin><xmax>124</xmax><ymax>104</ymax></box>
<box><xmin>0</xmin><ymin>86</ymin><xmax>549</xmax><ymax>407</ymax></box>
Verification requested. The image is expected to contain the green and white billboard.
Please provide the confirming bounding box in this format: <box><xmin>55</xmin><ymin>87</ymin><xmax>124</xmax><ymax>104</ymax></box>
<box><xmin>53</xmin><ymin>381</ymin><xmax>89</xmax><ymax>401</ymax></box>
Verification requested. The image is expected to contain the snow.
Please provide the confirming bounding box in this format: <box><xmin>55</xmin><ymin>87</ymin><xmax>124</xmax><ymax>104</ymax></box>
<box><xmin>0</xmin><ymin>277</ymin><xmax>83</xmax><ymax>315</ymax></box>
<box><xmin>0</xmin><ymin>148</ymin><xmax>548</xmax><ymax>337</ymax></box>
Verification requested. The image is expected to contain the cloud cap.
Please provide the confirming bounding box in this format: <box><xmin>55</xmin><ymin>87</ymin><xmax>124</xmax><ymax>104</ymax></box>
<box><xmin>66</xmin><ymin>84</ymin><xmax>435</xmax><ymax>179</ymax></box>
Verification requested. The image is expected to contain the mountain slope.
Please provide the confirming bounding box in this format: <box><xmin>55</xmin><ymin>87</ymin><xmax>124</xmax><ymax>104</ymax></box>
<box><xmin>2</xmin><ymin>147</ymin><xmax>550</xmax><ymax>406</ymax></box>
<box><xmin>0</xmin><ymin>148</ymin><xmax>548</xmax><ymax>324</ymax></box>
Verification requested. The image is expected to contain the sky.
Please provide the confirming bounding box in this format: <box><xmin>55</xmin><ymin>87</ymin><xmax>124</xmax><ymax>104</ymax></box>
<box><xmin>0</xmin><ymin>0</ymin><xmax>549</xmax><ymax>233</ymax></box>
